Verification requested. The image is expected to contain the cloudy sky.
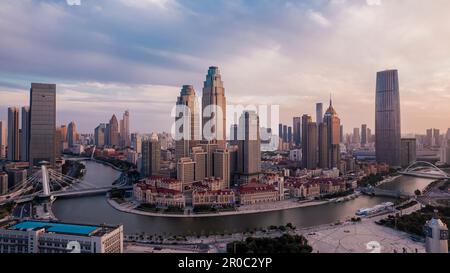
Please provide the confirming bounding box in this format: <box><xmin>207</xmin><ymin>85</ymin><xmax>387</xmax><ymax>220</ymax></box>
<box><xmin>0</xmin><ymin>0</ymin><xmax>450</xmax><ymax>135</ymax></box>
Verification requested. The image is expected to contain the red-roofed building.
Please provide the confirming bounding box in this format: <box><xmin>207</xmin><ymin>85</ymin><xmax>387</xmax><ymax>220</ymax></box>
<box><xmin>137</xmin><ymin>176</ymin><xmax>182</xmax><ymax>192</ymax></box>
<box><xmin>133</xmin><ymin>182</ymin><xmax>185</xmax><ymax>208</ymax></box>
<box><xmin>237</xmin><ymin>183</ymin><xmax>278</xmax><ymax>205</ymax></box>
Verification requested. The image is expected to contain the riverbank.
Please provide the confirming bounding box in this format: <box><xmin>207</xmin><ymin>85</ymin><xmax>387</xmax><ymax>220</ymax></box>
<box><xmin>107</xmin><ymin>197</ymin><xmax>331</xmax><ymax>218</ymax></box>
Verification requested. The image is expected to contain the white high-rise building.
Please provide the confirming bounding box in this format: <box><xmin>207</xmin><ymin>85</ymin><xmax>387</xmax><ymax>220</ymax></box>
<box><xmin>424</xmin><ymin>211</ymin><xmax>449</xmax><ymax>253</ymax></box>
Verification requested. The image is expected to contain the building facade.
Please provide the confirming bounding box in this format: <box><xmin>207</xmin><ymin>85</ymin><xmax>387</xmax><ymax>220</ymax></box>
<box><xmin>7</xmin><ymin>107</ymin><xmax>20</xmax><ymax>161</ymax></box>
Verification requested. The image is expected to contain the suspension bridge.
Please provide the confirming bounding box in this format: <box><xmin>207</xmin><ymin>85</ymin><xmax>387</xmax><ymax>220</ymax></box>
<box><xmin>0</xmin><ymin>162</ymin><xmax>131</xmax><ymax>206</ymax></box>
<box><xmin>399</xmin><ymin>161</ymin><xmax>449</xmax><ymax>179</ymax></box>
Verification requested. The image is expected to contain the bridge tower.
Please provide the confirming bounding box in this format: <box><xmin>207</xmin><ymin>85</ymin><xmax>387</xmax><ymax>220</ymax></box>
<box><xmin>41</xmin><ymin>164</ymin><xmax>51</xmax><ymax>197</ymax></box>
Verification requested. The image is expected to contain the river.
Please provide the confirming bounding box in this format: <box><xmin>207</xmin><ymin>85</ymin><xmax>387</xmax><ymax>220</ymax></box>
<box><xmin>52</xmin><ymin>160</ymin><xmax>434</xmax><ymax>235</ymax></box>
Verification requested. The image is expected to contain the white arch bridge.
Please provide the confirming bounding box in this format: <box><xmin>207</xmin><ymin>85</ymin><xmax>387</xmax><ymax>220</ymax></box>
<box><xmin>0</xmin><ymin>164</ymin><xmax>131</xmax><ymax>206</ymax></box>
<box><xmin>398</xmin><ymin>161</ymin><xmax>449</xmax><ymax>179</ymax></box>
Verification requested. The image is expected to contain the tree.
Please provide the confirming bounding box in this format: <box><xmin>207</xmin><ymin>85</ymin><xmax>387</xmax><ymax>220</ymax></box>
<box><xmin>414</xmin><ymin>189</ymin><xmax>421</xmax><ymax>196</ymax></box>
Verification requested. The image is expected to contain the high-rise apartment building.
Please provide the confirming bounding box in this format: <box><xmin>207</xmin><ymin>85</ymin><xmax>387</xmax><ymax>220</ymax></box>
<box><xmin>301</xmin><ymin>115</ymin><xmax>318</xmax><ymax>169</ymax></box>
<box><xmin>375</xmin><ymin>70</ymin><xmax>401</xmax><ymax>167</ymax></box>
<box><xmin>177</xmin><ymin>157</ymin><xmax>195</xmax><ymax>188</ymax></box>
<box><xmin>0</xmin><ymin>121</ymin><xmax>6</xmax><ymax>158</ymax></box>
<box><xmin>318</xmin><ymin>123</ymin><xmax>328</xmax><ymax>169</ymax></box>
<box><xmin>7</xmin><ymin>107</ymin><xmax>20</xmax><ymax>162</ymax></box>
<box><xmin>400</xmin><ymin>138</ymin><xmax>417</xmax><ymax>168</ymax></box>
<box><xmin>202</xmin><ymin>66</ymin><xmax>226</xmax><ymax>148</ymax></box>
<box><xmin>191</xmin><ymin>146</ymin><xmax>207</xmax><ymax>181</ymax></box>
<box><xmin>120</xmin><ymin>110</ymin><xmax>130</xmax><ymax>148</ymax></box>
<box><xmin>20</xmin><ymin>106</ymin><xmax>30</xmax><ymax>161</ymax></box>
<box><xmin>213</xmin><ymin>149</ymin><xmax>230</xmax><ymax>189</ymax></box>
<box><xmin>141</xmin><ymin>134</ymin><xmax>160</xmax><ymax>177</ymax></box>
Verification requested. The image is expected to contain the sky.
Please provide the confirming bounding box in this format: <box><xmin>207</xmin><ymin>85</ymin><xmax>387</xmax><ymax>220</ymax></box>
<box><xmin>0</xmin><ymin>0</ymin><xmax>450</xmax><ymax>135</ymax></box>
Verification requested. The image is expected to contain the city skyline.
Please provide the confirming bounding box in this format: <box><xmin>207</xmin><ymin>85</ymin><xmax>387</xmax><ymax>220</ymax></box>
<box><xmin>1</xmin><ymin>0</ymin><xmax>450</xmax><ymax>134</ymax></box>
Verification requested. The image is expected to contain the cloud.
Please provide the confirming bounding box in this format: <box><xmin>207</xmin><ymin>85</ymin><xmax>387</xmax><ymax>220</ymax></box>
<box><xmin>1</xmin><ymin>0</ymin><xmax>450</xmax><ymax>134</ymax></box>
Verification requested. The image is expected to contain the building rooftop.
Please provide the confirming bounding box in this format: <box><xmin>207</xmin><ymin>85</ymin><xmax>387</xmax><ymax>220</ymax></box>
<box><xmin>8</xmin><ymin>221</ymin><xmax>99</xmax><ymax>236</ymax></box>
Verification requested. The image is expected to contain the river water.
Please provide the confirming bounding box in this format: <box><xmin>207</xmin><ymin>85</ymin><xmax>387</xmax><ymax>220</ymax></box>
<box><xmin>52</xmin><ymin>160</ymin><xmax>435</xmax><ymax>235</ymax></box>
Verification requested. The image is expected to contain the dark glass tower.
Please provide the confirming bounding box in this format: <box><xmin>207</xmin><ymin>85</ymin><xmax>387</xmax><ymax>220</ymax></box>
<box><xmin>375</xmin><ymin>69</ymin><xmax>401</xmax><ymax>167</ymax></box>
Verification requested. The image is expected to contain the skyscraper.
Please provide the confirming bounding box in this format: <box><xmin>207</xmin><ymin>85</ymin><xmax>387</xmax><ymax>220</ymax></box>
<box><xmin>121</xmin><ymin>110</ymin><xmax>130</xmax><ymax>148</ymax></box>
<box><xmin>401</xmin><ymin>138</ymin><xmax>416</xmax><ymax>168</ymax></box>
<box><xmin>293</xmin><ymin>117</ymin><xmax>301</xmax><ymax>146</ymax></box>
<box><xmin>175</xmin><ymin>85</ymin><xmax>200</xmax><ymax>161</ymax></box>
<box><xmin>94</xmin><ymin>124</ymin><xmax>107</xmax><ymax>147</ymax></box>
<box><xmin>202</xmin><ymin>66</ymin><xmax>226</xmax><ymax>148</ymax></box>
<box><xmin>109</xmin><ymin>114</ymin><xmax>119</xmax><ymax>147</ymax></box>
<box><xmin>237</xmin><ymin>111</ymin><xmax>261</xmax><ymax>183</ymax></box>
<box><xmin>20</xmin><ymin>106</ymin><xmax>30</xmax><ymax>161</ymax></box>
<box><xmin>323</xmin><ymin>99</ymin><xmax>341</xmax><ymax>169</ymax></box>
<box><xmin>7</xmin><ymin>107</ymin><xmax>20</xmax><ymax>161</ymax></box>
<box><xmin>0</xmin><ymin>121</ymin><xmax>6</xmax><ymax>158</ymax></box>
<box><xmin>316</xmin><ymin>103</ymin><xmax>323</xmax><ymax>125</ymax></box>
<box><xmin>375</xmin><ymin>69</ymin><xmax>401</xmax><ymax>167</ymax></box>
<box><xmin>282</xmin><ymin>125</ymin><xmax>288</xmax><ymax>143</ymax></box>
<box><xmin>28</xmin><ymin>83</ymin><xmax>56</xmax><ymax>166</ymax></box>
<box><xmin>361</xmin><ymin>124</ymin><xmax>367</xmax><ymax>146</ymax></box>
<box><xmin>141</xmin><ymin>133</ymin><xmax>161</xmax><ymax>177</ymax></box>
<box><xmin>353</xmin><ymin>128</ymin><xmax>361</xmax><ymax>144</ymax></box>
<box><xmin>67</xmin><ymin>121</ymin><xmax>77</xmax><ymax>148</ymax></box>
<box><xmin>301</xmin><ymin>115</ymin><xmax>318</xmax><ymax>170</ymax></box>
<box><xmin>318</xmin><ymin>123</ymin><xmax>328</xmax><ymax>169</ymax></box>
<box><xmin>287</xmin><ymin>126</ymin><xmax>292</xmax><ymax>144</ymax></box>
<box><xmin>213</xmin><ymin>149</ymin><xmax>231</xmax><ymax>189</ymax></box>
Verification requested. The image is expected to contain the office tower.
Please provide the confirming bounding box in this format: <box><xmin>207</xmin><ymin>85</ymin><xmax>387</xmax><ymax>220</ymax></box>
<box><xmin>352</xmin><ymin>128</ymin><xmax>361</xmax><ymax>144</ymax></box>
<box><xmin>177</xmin><ymin>157</ymin><xmax>195</xmax><ymax>187</ymax></box>
<box><xmin>28</xmin><ymin>83</ymin><xmax>56</xmax><ymax>166</ymax></box>
<box><xmin>400</xmin><ymin>138</ymin><xmax>417</xmax><ymax>168</ymax></box>
<box><xmin>426</xmin><ymin>129</ymin><xmax>433</xmax><ymax>147</ymax></box>
<box><xmin>229</xmin><ymin>124</ymin><xmax>238</xmax><ymax>145</ymax></box>
<box><xmin>367</xmin><ymin>128</ymin><xmax>372</xmax><ymax>144</ymax></box>
<box><xmin>318</xmin><ymin>123</ymin><xmax>328</xmax><ymax>169</ymax></box>
<box><xmin>20</xmin><ymin>106</ymin><xmax>30</xmax><ymax>161</ymax></box>
<box><xmin>433</xmin><ymin>129</ymin><xmax>441</xmax><ymax>147</ymax></box>
<box><xmin>7</xmin><ymin>107</ymin><xmax>20</xmax><ymax>161</ymax></box>
<box><xmin>278</xmin><ymin>123</ymin><xmax>283</xmax><ymax>140</ymax></box>
<box><xmin>287</xmin><ymin>126</ymin><xmax>292</xmax><ymax>144</ymax></box>
<box><xmin>202</xmin><ymin>66</ymin><xmax>226</xmax><ymax>148</ymax></box>
<box><xmin>109</xmin><ymin>114</ymin><xmax>119</xmax><ymax>147</ymax></box>
<box><xmin>131</xmin><ymin>133</ymin><xmax>142</xmax><ymax>154</ymax></box>
<box><xmin>324</xmin><ymin>99</ymin><xmax>341</xmax><ymax>169</ymax></box>
<box><xmin>191</xmin><ymin>146</ymin><xmax>207</xmax><ymax>181</ymax></box>
<box><xmin>301</xmin><ymin>115</ymin><xmax>318</xmax><ymax>169</ymax></box>
<box><xmin>175</xmin><ymin>85</ymin><xmax>200</xmax><ymax>161</ymax></box>
<box><xmin>340</xmin><ymin>125</ymin><xmax>344</xmax><ymax>144</ymax></box>
<box><xmin>375</xmin><ymin>69</ymin><xmax>401</xmax><ymax>167</ymax></box>
<box><xmin>60</xmin><ymin>125</ymin><xmax>67</xmax><ymax>142</ymax></box>
<box><xmin>0</xmin><ymin>121</ymin><xmax>6</xmax><ymax>158</ymax></box>
<box><xmin>282</xmin><ymin>125</ymin><xmax>288</xmax><ymax>143</ymax></box>
<box><xmin>237</xmin><ymin>111</ymin><xmax>261</xmax><ymax>183</ymax></box>
<box><xmin>213</xmin><ymin>149</ymin><xmax>230</xmax><ymax>189</ymax></box>
<box><xmin>316</xmin><ymin>103</ymin><xmax>323</xmax><ymax>125</ymax></box>
<box><xmin>361</xmin><ymin>124</ymin><xmax>367</xmax><ymax>146</ymax></box>
<box><xmin>293</xmin><ymin>117</ymin><xmax>301</xmax><ymax>146</ymax></box>
<box><xmin>67</xmin><ymin>122</ymin><xmax>77</xmax><ymax>148</ymax></box>
<box><xmin>199</xmin><ymin>142</ymin><xmax>219</xmax><ymax>178</ymax></box>
<box><xmin>141</xmin><ymin>133</ymin><xmax>160</xmax><ymax>177</ymax></box>
<box><xmin>94</xmin><ymin>124</ymin><xmax>107</xmax><ymax>147</ymax></box>
<box><xmin>55</xmin><ymin>128</ymin><xmax>62</xmax><ymax>158</ymax></box>
<box><xmin>120</xmin><ymin>110</ymin><xmax>130</xmax><ymax>148</ymax></box>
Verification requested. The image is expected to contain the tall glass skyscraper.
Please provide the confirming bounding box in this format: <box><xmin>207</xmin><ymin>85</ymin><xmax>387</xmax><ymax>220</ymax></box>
<box><xmin>7</xmin><ymin>107</ymin><xmax>20</xmax><ymax>161</ymax></box>
<box><xmin>29</xmin><ymin>83</ymin><xmax>56</xmax><ymax>166</ymax></box>
<box><xmin>375</xmin><ymin>69</ymin><xmax>401</xmax><ymax>167</ymax></box>
<box><xmin>202</xmin><ymin>66</ymin><xmax>226</xmax><ymax>148</ymax></box>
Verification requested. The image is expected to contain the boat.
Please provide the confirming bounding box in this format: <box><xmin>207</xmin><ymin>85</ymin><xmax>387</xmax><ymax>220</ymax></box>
<box><xmin>355</xmin><ymin>202</ymin><xmax>395</xmax><ymax>216</ymax></box>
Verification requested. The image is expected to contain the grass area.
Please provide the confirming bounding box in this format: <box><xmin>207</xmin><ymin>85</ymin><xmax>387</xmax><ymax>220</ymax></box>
<box><xmin>227</xmin><ymin>234</ymin><xmax>312</xmax><ymax>253</ymax></box>
<box><xmin>0</xmin><ymin>203</ymin><xmax>14</xmax><ymax>219</ymax></box>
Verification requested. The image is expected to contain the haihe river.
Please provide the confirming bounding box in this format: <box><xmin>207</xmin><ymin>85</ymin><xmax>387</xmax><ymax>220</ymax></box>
<box><xmin>52</xmin><ymin>160</ymin><xmax>435</xmax><ymax>235</ymax></box>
